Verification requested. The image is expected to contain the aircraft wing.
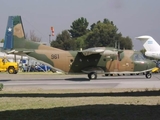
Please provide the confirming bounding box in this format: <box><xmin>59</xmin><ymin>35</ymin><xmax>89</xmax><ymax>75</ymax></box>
<box><xmin>79</xmin><ymin>47</ymin><xmax>105</xmax><ymax>56</ymax></box>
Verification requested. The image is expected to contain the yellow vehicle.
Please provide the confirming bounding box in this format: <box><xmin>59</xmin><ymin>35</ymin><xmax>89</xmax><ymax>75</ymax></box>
<box><xmin>0</xmin><ymin>58</ymin><xmax>19</xmax><ymax>74</ymax></box>
<box><xmin>152</xmin><ymin>67</ymin><xmax>160</xmax><ymax>73</ymax></box>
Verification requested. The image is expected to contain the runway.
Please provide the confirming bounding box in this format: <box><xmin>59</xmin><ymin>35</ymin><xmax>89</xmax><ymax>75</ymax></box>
<box><xmin>0</xmin><ymin>73</ymin><xmax>160</xmax><ymax>89</ymax></box>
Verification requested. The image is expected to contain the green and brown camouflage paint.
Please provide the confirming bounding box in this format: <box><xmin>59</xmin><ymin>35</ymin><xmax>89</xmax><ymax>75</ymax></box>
<box><xmin>4</xmin><ymin>16</ymin><xmax>156</xmax><ymax>75</ymax></box>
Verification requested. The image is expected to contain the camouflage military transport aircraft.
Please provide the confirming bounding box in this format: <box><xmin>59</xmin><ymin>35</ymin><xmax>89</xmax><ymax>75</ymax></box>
<box><xmin>3</xmin><ymin>16</ymin><xmax>156</xmax><ymax>79</ymax></box>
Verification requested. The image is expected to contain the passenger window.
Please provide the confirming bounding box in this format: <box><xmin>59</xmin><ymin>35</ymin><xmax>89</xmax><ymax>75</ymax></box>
<box><xmin>70</xmin><ymin>59</ymin><xmax>73</xmax><ymax>63</ymax></box>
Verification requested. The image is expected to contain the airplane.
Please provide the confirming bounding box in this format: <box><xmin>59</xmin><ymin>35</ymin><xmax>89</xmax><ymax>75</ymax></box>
<box><xmin>136</xmin><ymin>35</ymin><xmax>160</xmax><ymax>59</ymax></box>
<box><xmin>3</xmin><ymin>16</ymin><xmax>156</xmax><ymax>79</ymax></box>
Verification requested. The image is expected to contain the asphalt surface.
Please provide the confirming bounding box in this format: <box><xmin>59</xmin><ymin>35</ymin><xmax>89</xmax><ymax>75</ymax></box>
<box><xmin>0</xmin><ymin>73</ymin><xmax>160</xmax><ymax>89</ymax></box>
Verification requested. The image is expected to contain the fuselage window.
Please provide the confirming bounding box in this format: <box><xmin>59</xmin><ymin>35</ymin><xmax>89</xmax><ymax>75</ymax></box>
<box><xmin>79</xmin><ymin>59</ymin><xmax>82</xmax><ymax>62</ymax></box>
<box><xmin>70</xmin><ymin>59</ymin><xmax>74</xmax><ymax>63</ymax></box>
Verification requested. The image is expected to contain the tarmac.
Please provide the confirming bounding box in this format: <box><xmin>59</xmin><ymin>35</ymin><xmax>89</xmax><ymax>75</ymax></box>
<box><xmin>0</xmin><ymin>72</ymin><xmax>160</xmax><ymax>89</ymax></box>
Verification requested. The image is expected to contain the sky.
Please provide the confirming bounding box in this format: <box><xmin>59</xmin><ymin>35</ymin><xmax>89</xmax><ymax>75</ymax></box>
<box><xmin>0</xmin><ymin>0</ymin><xmax>160</xmax><ymax>50</ymax></box>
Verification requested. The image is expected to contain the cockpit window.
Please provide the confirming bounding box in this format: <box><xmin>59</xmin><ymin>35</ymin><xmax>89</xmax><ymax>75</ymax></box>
<box><xmin>133</xmin><ymin>53</ymin><xmax>146</xmax><ymax>61</ymax></box>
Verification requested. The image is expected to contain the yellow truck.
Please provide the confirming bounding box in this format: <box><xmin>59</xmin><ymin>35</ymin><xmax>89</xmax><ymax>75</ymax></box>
<box><xmin>0</xmin><ymin>58</ymin><xmax>19</xmax><ymax>74</ymax></box>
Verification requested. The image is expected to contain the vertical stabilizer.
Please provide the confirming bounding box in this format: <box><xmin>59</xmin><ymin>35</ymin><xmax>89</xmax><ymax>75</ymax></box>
<box><xmin>136</xmin><ymin>35</ymin><xmax>160</xmax><ymax>52</ymax></box>
<box><xmin>3</xmin><ymin>15</ymin><xmax>65</xmax><ymax>52</ymax></box>
<box><xmin>3</xmin><ymin>16</ymin><xmax>25</xmax><ymax>50</ymax></box>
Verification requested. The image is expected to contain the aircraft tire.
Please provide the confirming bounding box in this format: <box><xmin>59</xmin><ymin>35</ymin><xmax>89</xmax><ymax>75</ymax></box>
<box><xmin>105</xmin><ymin>74</ymin><xmax>109</xmax><ymax>76</ymax></box>
<box><xmin>88</xmin><ymin>72</ymin><xmax>97</xmax><ymax>79</ymax></box>
<box><xmin>145</xmin><ymin>72</ymin><xmax>152</xmax><ymax>79</ymax></box>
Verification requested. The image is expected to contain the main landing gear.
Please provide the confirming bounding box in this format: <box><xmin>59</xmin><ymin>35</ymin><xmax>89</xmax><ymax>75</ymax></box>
<box><xmin>88</xmin><ymin>72</ymin><xmax>97</xmax><ymax>79</ymax></box>
<box><xmin>87</xmin><ymin>71</ymin><xmax>152</xmax><ymax>79</ymax></box>
<box><xmin>145</xmin><ymin>72</ymin><xmax>152</xmax><ymax>79</ymax></box>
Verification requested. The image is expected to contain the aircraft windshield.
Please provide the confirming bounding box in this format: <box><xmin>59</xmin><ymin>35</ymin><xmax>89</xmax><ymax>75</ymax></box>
<box><xmin>133</xmin><ymin>53</ymin><xmax>146</xmax><ymax>61</ymax></box>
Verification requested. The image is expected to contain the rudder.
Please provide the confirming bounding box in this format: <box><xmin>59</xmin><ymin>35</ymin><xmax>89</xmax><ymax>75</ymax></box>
<box><xmin>136</xmin><ymin>35</ymin><xmax>160</xmax><ymax>52</ymax></box>
<box><xmin>3</xmin><ymin>16</ymin><xmax>25</xmax><ymax>50</ymax></box>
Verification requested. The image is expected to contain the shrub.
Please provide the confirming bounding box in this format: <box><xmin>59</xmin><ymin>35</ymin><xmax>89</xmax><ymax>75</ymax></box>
<box><xmin>0</xmin><ymin>83</ymin><xmax>3</xmax><ymax>91</ymax></box>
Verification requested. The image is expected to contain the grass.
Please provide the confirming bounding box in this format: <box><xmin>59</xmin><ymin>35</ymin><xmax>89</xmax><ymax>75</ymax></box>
<box><xmin>0</xmin><ymin>88</ymin><xmax>160</xmax><ymax>120</ymax></box>
<box><xmin>0</xmin><ymin>83</ymin><xmax>3</xmax><ymax>91</ymax></box>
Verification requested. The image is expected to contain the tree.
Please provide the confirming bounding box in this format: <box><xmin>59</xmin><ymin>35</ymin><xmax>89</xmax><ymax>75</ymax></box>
<box><xmin>90</xmin><ymin>23</ymin><xmax>96</xmax><ymax>31</ymax></box>
<box><xmin>26</xmin><ymin>30</ymin><xmax>41</xmax><ymax>42</ymax></box>
<box><xmin>140</xmin><ymin>49</ymin><xmax>146</xmax><ymax>55</ymax></box>
<box><xmin>51</xmin><ymin>30</ymin><xmax>76</xmax><ymax>50</ymax></box>
<box><xmin>119</xmin><ymin>36</ymin><xmax>133</xmax><ymax>50</ymax></box>
<box><xmin>0</xmin><ymin>39</ymin><xmax>4</xmax><ymax>43</ymax></box>
<box><xmin>85</xmin><ymin>19</ymin><xmax>118</xmax><ymax>48</ymax></box>
<box><xmin>50</xmin><ymin>17</ymin><xmax>133</xmax><ymax>50</ymax></box>
<box><xmin>75</xmin><ymin>34</ymin><xmax>88</xmax><ymax>49</ymax></box>
<box><xmin>68</xmin><ymin>17</ymin><xmax>89</xmax><ymax>38</ymax></box>
<box><xmin>84</xmin><ymin>18</ymin><xmax>133</xmax><ymax>49</ymax></box>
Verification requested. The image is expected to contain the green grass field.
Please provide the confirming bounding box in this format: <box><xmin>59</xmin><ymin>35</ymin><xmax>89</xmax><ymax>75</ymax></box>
<box><xmin>0</xmin><ymin>88</ymin><xmax>160</xmax><ymax>120</ymax></box>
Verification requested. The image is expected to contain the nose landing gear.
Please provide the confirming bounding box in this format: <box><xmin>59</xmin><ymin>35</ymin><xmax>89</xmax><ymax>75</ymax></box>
<box><xmin>88</xmin><ymin>72</ymin><xmax>97</xmax><ymax>79</ymax></box>
<box><xmin>145</xmin><ymin>72</ymin><xmax>152</xmax><ymax>79</ymax></box>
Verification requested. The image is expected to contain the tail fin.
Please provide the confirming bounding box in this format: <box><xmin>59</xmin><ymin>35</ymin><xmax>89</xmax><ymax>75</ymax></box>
<box><xmin>3</xmin><ymin>16</ymin><xmax>25</xmax><ymax>50</ymax></box>
<box><xmin>3</xmin><ymin>15</ymin><xmax>64</xmax><ymax>52</ymax></box>
<box><xmin>136</xmin><ymin>35</ymin><xmax>160</xmax><ymax>52</ymax></box>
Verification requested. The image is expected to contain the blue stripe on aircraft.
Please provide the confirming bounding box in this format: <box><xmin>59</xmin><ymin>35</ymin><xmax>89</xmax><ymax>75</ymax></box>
<box><xmin>3</xmin><ymin>16</ymin><xmax>14</xmax><ymax>50</ymax></box>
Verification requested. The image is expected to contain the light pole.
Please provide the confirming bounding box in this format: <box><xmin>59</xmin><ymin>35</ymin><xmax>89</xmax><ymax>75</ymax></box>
<box><xmin>49</xmin><ymin>34</ymin><xmax>51</xmax><ymax>44</ymax></box>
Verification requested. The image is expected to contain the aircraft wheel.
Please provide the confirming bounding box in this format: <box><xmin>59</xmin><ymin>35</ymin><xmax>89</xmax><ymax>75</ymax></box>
<box><xmin>88</xmin><ymin>72</ymin><xmax>97</xmax><ymax>79</ymax></box>
<box><xmin>105</xmin><ymin>74</ymin><xmax>109</xmax><ymax>76</ymax></box>
<box><xmin>145</xmin><ymin>72</ymin><xmax>152</xmax><ymax>79</ymax></box>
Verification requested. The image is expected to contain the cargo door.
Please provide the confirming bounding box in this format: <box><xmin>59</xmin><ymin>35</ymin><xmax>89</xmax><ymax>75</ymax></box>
<box><xmin>66</xmin><ymin>56</ymin><xmax>75</xmax><ymax>72</ymax></box>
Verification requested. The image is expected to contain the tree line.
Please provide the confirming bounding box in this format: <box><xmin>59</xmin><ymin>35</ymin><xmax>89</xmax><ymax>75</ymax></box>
<box><xmin>50</xmin><ymin>17</ymin><xmax>133</xmax><ymax>50</ymax></box>
<box><xmin>0</xmin><ymin>17</ymin><xmax>133</xmax><ymax>51</ymax></box>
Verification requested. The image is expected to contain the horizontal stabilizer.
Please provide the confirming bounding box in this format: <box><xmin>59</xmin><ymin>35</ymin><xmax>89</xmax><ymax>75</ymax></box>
<box><xmin>6</xmin><ymin>49</ymin><xmax>33</xmax><ymax>55</ymax></box>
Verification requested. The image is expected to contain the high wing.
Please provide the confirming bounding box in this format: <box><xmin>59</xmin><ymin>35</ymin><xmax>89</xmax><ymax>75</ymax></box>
<box><xmin>79</xmin><ymin>47</ymin><xmax>106</xmax><ymax>56</ymax></box>
<box><xmin>79</xmin><ymin>47</ymin><xmax>123</xmax><ymax>56</ymax></box>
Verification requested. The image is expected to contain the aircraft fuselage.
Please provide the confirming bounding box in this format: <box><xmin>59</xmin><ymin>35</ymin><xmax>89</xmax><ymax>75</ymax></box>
<box><xmin>27</xmin><ymin>49</ymin><xmax>155</xmax><ymax>75</ymax></box>
<box><xmin>145</xmin><ymin>51</ymin><xmax>160</xmax><ymax>59</ymax></box>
